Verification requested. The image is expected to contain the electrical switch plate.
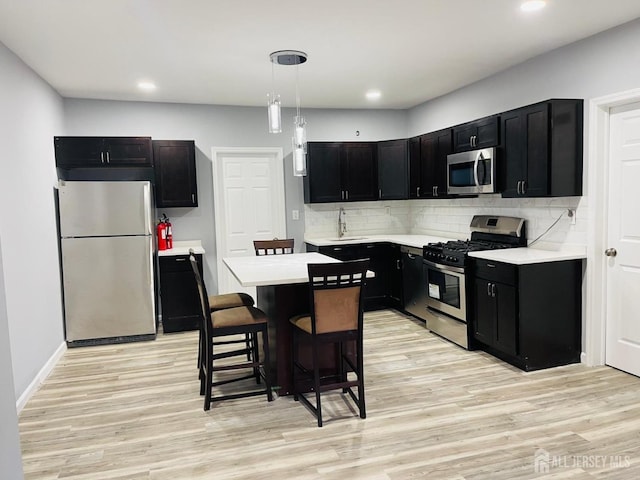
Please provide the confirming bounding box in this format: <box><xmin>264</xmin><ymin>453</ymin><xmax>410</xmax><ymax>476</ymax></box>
<box><xmin>292</xmin><ymin>209</ymin><xmax>299</xmax><ymax>220</ymax></box>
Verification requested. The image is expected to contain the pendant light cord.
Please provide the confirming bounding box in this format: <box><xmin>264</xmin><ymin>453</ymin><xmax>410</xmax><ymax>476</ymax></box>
<box><xmin>271</xmin><ymin>61</ymin><xmax>276</xmax><ymax>96</ymax></box>
<box><xmin>295</xmin><ymin>62</ymin><xmax>301</xmax><ymax>118</ymax></box>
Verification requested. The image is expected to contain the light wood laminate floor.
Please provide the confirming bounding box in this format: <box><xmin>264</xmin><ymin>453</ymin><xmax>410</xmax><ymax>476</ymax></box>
<box><xmin>19</xmin><ymin>310</ymin><xmax>640</xmax><ymax>479</ymax></box>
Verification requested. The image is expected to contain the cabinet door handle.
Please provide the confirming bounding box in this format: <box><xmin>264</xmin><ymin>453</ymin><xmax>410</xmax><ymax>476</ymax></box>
<box><xmin>379</xmin><ymin>189</ymin><xmax>382</xmax><ymax>198</ymax></box>
<box><xmin>417</xmin><ymin>186</ymin><xmax>420</xmax><ymax>197</ymax></box>
<box><xmin>521</xmin><ymin>180</ymin><xmax>526</xmax><ymax>195</ymax></box>
<box><xmin>345</xmin><ymin>191</ymin><xmax>349</xmax><ymax>200</ymax></box>
<box><xmin>487</xmin><ymin>283</ymin><xmax>492</xmax><ymax>297</ymax></box>
<box><xmin>192</xmin><ymin>193</ymin><xmax>195</xmax><ymax>203</ymax></box>
<box><xmin>333</xmin><ymin>247</ymin><xmax>342</xmax><ymax>251</ymax></box>
<box><xmin>396</xmin><ymin>259</ymin><xmax>401</xmax><ymax>269</ymax></box>
<box><xmin>517</xmin><ymin>181</ymin><xmax>522</xmax><ymax>195</ymax></box>
<box><xmin>100</xmin><ymin>152</ymin><xmax>105</xmax><ymax>164</ymax></box>
<box><xmin>491</xmin><ymin>283</ymin><xmax>496</xmax><ymax>297</ymax></box>
<box><xmin>175</xmin><ymin>258</ymin><xmax>186</xmax><ymax>262</ymax></box>
<box><xmin>486</xmin><ymin>263</ymin><xmax>496</xmax><ymax>268</ymax></box>
<box><xmin>106</xmin><ymin>152</ymin><xmax>110</xmax><ymax>164</ymax></box>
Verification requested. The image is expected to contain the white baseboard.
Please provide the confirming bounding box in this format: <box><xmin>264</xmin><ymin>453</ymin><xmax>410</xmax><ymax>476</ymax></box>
<box><xmin>16</xmin><ymin>341</ymin><xmax>66</xmax><ymax>413</ymax></box>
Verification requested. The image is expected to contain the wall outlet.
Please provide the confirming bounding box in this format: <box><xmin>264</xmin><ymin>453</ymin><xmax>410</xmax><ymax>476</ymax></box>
<box><xmin>568</xmin><ymin>209</ymin><xmax>576</xmax><ymax>225</ymax></box>
<box><xmin>292</xmin><ymin>209</ymin><xmax>299</xmax><ymax>221</ymax></box>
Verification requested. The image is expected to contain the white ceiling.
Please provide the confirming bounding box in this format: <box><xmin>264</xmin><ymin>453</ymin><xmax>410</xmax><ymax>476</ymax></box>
<box><xmin>1</xmin><ymin>0</ymin><xmax>640</xmax><ymax>109</ymax></box>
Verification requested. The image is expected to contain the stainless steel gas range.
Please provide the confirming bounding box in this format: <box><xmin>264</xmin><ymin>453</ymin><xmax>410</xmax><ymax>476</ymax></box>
<box><xmin>422</xmin><ymin>215</ymin><xmax>526</xmax><ymax>349</ymax></box>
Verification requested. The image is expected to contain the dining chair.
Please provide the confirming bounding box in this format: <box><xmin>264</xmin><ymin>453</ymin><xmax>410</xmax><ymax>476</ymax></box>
<box><xmin>253</xmin><ymin>238</ymin><xmax>295</xmax><ymax>256</ymax></box>
<box><xmin>190</xmin><ymin>253</ymin><xmax>273</xmax><ymax>410</ymax></box>
<box><xmin>289</xmin><ymin>258</ymin><xmax>369</xmax><ymax>427</ymax></box>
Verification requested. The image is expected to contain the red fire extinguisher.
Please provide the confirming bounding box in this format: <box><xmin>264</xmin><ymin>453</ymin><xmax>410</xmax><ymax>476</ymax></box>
<box><xmin>157</xmin><ymin>218</ymin><xmax>167</xmax><ymax>251</ymax></box>
<box><xmin>165</xmin><ymin>216</ymin><xmax>173</xmax><ymax>249</ymax></box>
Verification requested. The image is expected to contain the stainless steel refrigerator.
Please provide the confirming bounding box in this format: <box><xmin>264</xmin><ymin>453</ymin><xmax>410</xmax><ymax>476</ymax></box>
<box><xmin>58</xmin><ymin>181</ymin><xmax>156</xmax><ymax>346</ymax></box>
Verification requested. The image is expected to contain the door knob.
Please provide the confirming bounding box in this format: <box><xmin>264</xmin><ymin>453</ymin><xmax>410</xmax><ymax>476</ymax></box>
<box><xmin>605</xmin><ymin>248</ymin><xmax>617</xmax><ymax>257</ymax></box>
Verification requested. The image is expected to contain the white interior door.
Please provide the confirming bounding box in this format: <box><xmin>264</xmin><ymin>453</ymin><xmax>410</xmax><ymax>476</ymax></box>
<box><xmin>605</xmin><ymin>102</ymin><xmax>640</xmax><ymax>377</ymax></box>
<box><xmin>212</xmin><ymin>147</ymin><xmax>286</xmax><ymax>297</ymax></box>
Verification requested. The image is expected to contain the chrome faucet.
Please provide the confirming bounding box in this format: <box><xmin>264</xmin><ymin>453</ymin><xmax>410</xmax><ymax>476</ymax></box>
<box><xmin>338</xmin><ymin>207</ymin><xmax>347</xmax><ymax>238</ymax></box>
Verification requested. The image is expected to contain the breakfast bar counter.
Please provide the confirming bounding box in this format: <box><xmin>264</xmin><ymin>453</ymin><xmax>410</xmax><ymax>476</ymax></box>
<box><xmin>223</xmin><ymin>253</ymin><xmax>350</xmax><ymax>395</ymax></box>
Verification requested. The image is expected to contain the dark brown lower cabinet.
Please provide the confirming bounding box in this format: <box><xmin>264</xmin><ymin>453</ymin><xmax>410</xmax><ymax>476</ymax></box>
<box><xmin>159</xmin><ymin>254</ymin><xmax>202</xmax><ymax>333</ymax></box>
<box><xmin>470</xmin><ymin>258</ymin><xmax>582</xmax><ymax>371</ymax></box>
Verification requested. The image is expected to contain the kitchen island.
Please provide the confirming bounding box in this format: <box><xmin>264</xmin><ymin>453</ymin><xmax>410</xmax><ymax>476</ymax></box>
<box><xmin>223</xmin><ymin>252</ymin><xmax>371</xmax><ymax>395</ymax></box>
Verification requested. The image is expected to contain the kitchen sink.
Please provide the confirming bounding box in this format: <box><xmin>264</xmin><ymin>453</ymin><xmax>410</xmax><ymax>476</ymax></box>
<box><xmin>326</xmin><ymin>236</ymin><xmax>367</xmax><ymax>242</ymax></box>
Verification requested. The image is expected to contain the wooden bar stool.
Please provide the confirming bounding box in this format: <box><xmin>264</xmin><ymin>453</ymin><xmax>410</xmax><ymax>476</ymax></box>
<box><xmin>189</xmin><ymin>249</ymin><xmax>255</xmax><ymax>373</ymax></box>
<box><xmin>190</xmin><ymin>253</ymin><xmax>273</xmax><ymax>410</ymax></box>
<box><xmin>289</xmin><ymin>259</ymin><xmax>369</xmax><ymax>427</ymax></box>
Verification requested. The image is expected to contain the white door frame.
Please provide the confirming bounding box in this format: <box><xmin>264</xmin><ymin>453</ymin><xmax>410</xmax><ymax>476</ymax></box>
<box><xmin>211</xmin><ymin>146</ymin><xmax>285</xmax><ymax>294</ymax></box>
<box><xmin>586</xmin><ymin>87</ymin><xmax>640</xmax><ymax>366</ymax></box>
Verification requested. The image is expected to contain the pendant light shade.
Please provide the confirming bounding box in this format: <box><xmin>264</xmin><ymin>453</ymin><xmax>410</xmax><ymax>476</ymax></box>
<box><xmin>267</xmin><ymin>93</ymin><xmax>281</xmax><ymax>133</ymax></box>
<box><xmin>292</xmin><ymin>138</ymin><xmax>307</xmax><ymax>177</ymax></box>
<box><xmin>292</xmin><ymin>115</ymin><xmax>307</xmax><ymax>176</ymax></box>
<box><xmin>294</xmin><ymin>115</ymin><xmax>307</xmax><ymax>147</ymax></box>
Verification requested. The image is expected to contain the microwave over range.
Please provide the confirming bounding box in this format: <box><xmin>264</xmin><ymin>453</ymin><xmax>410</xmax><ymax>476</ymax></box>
<box><xmin>447</xmin><ymin>147</ymin><xmax>497</xmax><ymax>195</ymax></box>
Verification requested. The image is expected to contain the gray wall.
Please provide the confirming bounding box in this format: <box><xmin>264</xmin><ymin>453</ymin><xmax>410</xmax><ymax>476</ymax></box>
<box><xmin>0</xmin><ymin>237</ymin><xmax>24</xmax><ymax>479</ymax></box>
<box><xmin>63</xmin><ymin>100</ymin><xmax>407</xmax><ymax>289</ymax></box>
<box><xmin>0</xmin><ymin>42</ymin><xmax>65</xmax><ymax>402</ymax></box>
<box><xmin>408</xmin><ymin>17</ymin><xmax>640</xmax><ymax>138</ymax></box>
<box><xmin>0</xmin><ymin>40</ymin><xmax>64</xmax><ymax>478</ymax></box>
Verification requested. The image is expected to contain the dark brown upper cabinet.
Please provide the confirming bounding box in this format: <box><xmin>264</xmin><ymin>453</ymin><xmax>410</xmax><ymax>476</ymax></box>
<box><xmin>377</xmin><ymin>139</ymin><xmax>408</xmax><ymax>200</ymax></box>
<box><xmin>408</xmin><ymin>129</ymin><xmax>452</xmax><ymax>199</ymax></box>
<box><xmin>54</xmin><ymin>137</ymin><xmax>153</xmax><ymax>168</ymax></box>
<box><xmin>153</xmin><ymin>140</ymin><xmax>198</xmax><ymax>208</ymax></box>
<box><xmin>304</xmin><ymin>142</ymin><xmax>377</xmax><ymax>203</ymax></box>
<box><xmin>500</xmin><ymin>99</ymin><xmax>583</xmax><ymax>198</ymax></box>
<box><xmin>453</xmin><ymin>116</ymin><xmax>499</xmax><ymax>153</ymax></box>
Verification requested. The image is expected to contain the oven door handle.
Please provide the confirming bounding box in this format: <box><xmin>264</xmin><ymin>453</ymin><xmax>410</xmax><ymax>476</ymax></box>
<box><xmin>423</xmin><ymin>258</ymin><xmax>465</xmax><ymax>275</ymax></box>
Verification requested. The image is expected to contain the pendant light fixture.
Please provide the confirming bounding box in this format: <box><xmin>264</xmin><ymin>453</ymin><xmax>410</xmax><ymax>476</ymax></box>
<box><xmin>268</xmin><ymin>50</ymin><xmax>308</xmax><ymax>176</ymax></box>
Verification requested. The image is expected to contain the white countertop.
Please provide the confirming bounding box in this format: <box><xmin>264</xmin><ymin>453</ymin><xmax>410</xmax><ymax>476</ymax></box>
<box><xmin>223</xmin><ymin>252</ymin><xmax>374</xmax><ymax>287</ymax></box>
<box><xmin>307</xmin><ymin>234</ymin><xmax>587</xmax><ymax>265</ymax></box>
<box><xmin>223</xmin><ymin>252</ymin><xmax>340</xmax><ymax>287</ymax></box>
<box><xmin>158</xmin><ymin>240</ymin><xmax>205</xmax><ymax>257</ymax></box>
<box><xmin>469</xmin><ymin>246</ymin><xmax>587</xmax><ymax>265</ymax></box>
<box><xmin>305</xmin><ymin>234</ymin><xmax>454</xmax><ymax>249</ymax></box>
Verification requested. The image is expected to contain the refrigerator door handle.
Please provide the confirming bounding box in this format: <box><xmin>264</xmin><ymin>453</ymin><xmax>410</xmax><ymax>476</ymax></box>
<box><xmin>147</xmin><ymin>236</ymin><xmax>156</xmax><ymax>321</ymax></box>
<box><xmin>143</xmin><ymin>182</ymin><xmax>152</xmax><ymax>235</ymax></box>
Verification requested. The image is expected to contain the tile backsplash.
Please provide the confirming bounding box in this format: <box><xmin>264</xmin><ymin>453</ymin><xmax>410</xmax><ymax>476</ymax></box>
<box><xmin>304</xmin><ymin>195</ymin><xmax>586</xmax><ymax>248</ymax></box>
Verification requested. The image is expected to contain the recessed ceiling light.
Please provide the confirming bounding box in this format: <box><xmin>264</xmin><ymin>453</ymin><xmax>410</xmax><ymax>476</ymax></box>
<box><xmin>520</xmin><ymin>0</ymin><xmax>546</xmax><ymax>12</ymax></box>
<box><xmin>137</xmin><ymin>81</ymin><xmax>156</xmax><ymax>91</ymax></box>
<box><xmin>366</xmin><ymin>90</ymin><xmax>381</xmax><ymax>101</ymax></box>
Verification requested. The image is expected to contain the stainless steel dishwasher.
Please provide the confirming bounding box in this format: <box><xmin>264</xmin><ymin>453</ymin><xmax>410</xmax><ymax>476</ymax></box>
<box><xmin>400</xmin><ymin>245</ymin><xmax>428</xmax><ymax>321</ymax></box>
